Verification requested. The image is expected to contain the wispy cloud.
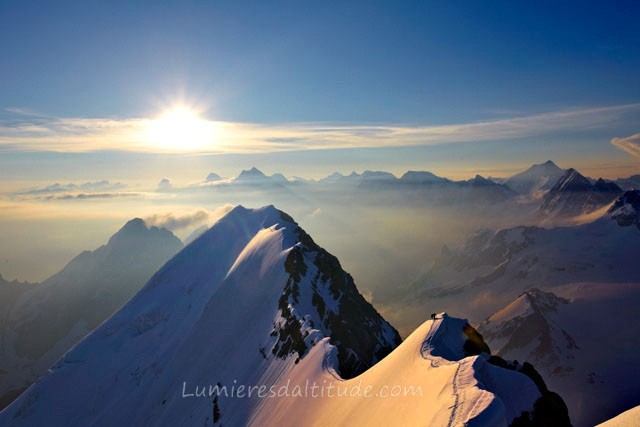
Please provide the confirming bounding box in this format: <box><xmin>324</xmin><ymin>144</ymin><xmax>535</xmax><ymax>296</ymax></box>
<box><xmin>1</xmin><ymin>103</ymin><xmax>639</xmax><ymax>154</ymax></box>
<box><xmin>45</xmin><ymin>192</ymin><xmax>141</xmax><ymax>200</ymax></box>
<box><xmin>611</xmin><ymin>133</ymin><xmax>640</xmax><ymax>159</ymax></box>
<box><xmin>143</xmin><ymin>205</ymin><xmax>234</xmax><ymax>231</ymax></box>
<box><xmin>20</xmin><ymin>180</ymin><xmax>126</xmax><ymax>195</ymax></box>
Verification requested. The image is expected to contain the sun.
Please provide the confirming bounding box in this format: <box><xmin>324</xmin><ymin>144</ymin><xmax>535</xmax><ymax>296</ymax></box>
<box><xmin>146</xmin><ymin>106</ymin><xmax>217</xmax><ymax>151</ymax></box>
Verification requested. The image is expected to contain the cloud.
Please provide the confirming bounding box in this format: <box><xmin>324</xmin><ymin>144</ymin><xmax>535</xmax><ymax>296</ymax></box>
<box><xmin>144</xmin><ymin>205</ymin><xmax>234</xmax><ymax>231</ymax></box>
<box><xmin>0</xmin><ymin>104</ymin><xmax>639</xmax><ymax>154</ymax></box>
<box><xmin>46</xmin><ymin>192</ymin><xmax>140</xmax><ymax>200</ymax></box>
<box><xmin>21</xmin><ymin>180</ymin><xmax>126</xmax><ymax>195</ymax></box>
<box><xmin>611</xmin><ymin>133</ymin><xmax>640</xmax><ymax>159</ymax></box>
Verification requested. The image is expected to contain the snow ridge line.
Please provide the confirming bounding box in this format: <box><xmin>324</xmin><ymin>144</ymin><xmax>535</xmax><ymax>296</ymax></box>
<box><xmin>447</xmin><ymin>362</ymin><xmax>463</xmax><ymax>427</ymax></box>
<box><xmin>419</xmin><ymin>317</ymin><xmax>448</xmax><ymax>367</ymax></box>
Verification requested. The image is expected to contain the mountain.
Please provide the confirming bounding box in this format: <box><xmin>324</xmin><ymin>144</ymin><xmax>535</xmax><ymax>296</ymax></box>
<box><xmin>253</xmin><ymin>313</ymin><xmax>569</xmax><ymax>427</ymax></box>
<box><xmin>0</xmin><ymin>206</ymin><xmax>400</xmax><ymax>426</ymax></box>
<box><xmin>607</xmin><ymin>189</ymin><xmax>640</xmax><ymax>229</ymax></box>
<box><xmin>0</xmin><ymin>206</ymin><xmax>568</xmax><ymax>426</ymax></box>
<box><xmin>539</xmin><ymin>168</ymin><xmax>622</xmax><ymax>218</ymax></box>
<box><xmin>393</xmin><ymin>191</ymin><xmax>640</xmax><ymax>425</ymax></box>
<box><xmin>400</xmin><ymin>190</ymin><xmax>640</xmax><ymax>325</ymax></box>
<box><xmin>0</xmin><ymin>219</ymin><xmax>183</xmax><ymax>409</ymax></box>
<box><xmin>235</xmin><ymin>166</ymin><xmax>268</xmax><ymax>182</ymax></box>
<box><xmin>183</xmin><ymin>224</ymin><xmax>209</xmax><ymax>246</ymax></box>
<box><xmin>0</xmin><ymin>274</ymin><xmax>36</xmax><ymax>317</ymax></box>
<box><xmin>0</xmin><ymin>275</ymin><xmax>37</xmax><ymax>367</ymax></box>
<box><xmin>478</xmin><ymin>284</ymin><xmax>640</xmax><ymax>427</ymax></box>
<box><xmin>400</xmin><ymin>170</ymin><xmax>449</xmax><ymax>184</ymax></box>
<box><xmin>205</xmin><ymin>172</ymin><xmax>222</xmax><ymax>182</ymax></box>
<box><xmin>360</xmin><ymin>170</ymin><xmax>397</xmax><ymax>182</ymax></box>
<box><xmin>318</xmin><ymin>171</ymin><xmax>362</xmax><ymax>185</ymax></box>
<box><xmin>233</xmin><ymin>167</ymin><xmax>292</xmax><ymax>187</ymax></box>
<box><xmin>615</xmin><ymin>174</ymin><xmax>640</xmax><ymax>191</ymax></box>
<box><xmin>505</xmin><ymin>160</ymin><xmax>565</xmax><ymax>196</ymax></box>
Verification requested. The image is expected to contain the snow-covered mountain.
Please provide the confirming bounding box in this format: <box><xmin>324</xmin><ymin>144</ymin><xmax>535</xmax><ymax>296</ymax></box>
<box><xmin>539</xmin><ymin>168</ymin><xmax>622</xmax><ymax>218</ymax></box>
<box><xmin>607</xmin><ymin>189</ymin><xmax>640</xmax><ymax>229</ymax></box>
<box><xmin>394</xmin><ymin>190</ymin><xmax>640</xmax><ymax>425</ymax></box>
<box><xmin>0</xmin><ymin>206</ymin><xmax>400</xmax><ymax>426</ymax></box>
<box><xmin>478</xmin><ymin>284</ymin><xmax>640</xmax><ymax>427</ymax></box>
<box><xmin>183</xmin><ymin>224</ymin><xmax>209</xmax><ymax>246</ymax></box>
<box><xmin>233</xmin><ymin>167</ymin><xmax>292</xmax><ymax>186</ymax></box>
<box><xmin>402</xmin><ymin>190</ymin><xmax>640</xmax><ymax>322</ymax></box>
<box><xmin>253</xmin><ymin>313</ymin><xmax>569</xmax><ymax>427</ymax></box>
<box><xmin>0</xmin><ymin>206</ymin><xmax>570</xmax><ymax>426</ymax></box>
<box><xmin>505</xmin><ymin>160</ymin><xmax>565</xmax><ymax>196</ymax></box>
<box><xmin>0</xmin><ymin>219</ymin><xmax>183</xmax><ymax>409</ymax></box>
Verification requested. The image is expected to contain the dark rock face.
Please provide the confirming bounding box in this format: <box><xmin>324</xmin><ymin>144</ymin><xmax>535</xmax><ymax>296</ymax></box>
<box><xmin>268</xmin><ymin>211</ymin><xmax>402</xmax><ymax>378</ymax></box>
<box><xmin>540</xmin><ymin>169</ymin><xmax>622</xmax><ymax>217</ymax></box>
<box><xmin>487</xmin><ymin>355</ymin><xmax>572</xmax><ymax>427</ymax></box>
<box><xmin>462</xmin><ymin>323</ymin><xmax>491</xmax><ymax>356</ymax></box>
<box><xmin>607</xmin><ymin>190</ymin><xmax>640</xmax><ymax>229</ymax></box>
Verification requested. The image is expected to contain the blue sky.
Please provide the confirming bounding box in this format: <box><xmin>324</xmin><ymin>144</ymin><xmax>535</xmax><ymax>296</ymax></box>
<box><xmin>0</xmin><ymin>0</ymin><xmax>639</xmax><ymax>180</ymax></box>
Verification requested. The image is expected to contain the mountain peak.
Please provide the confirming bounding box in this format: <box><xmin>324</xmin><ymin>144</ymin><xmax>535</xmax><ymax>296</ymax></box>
<box><xmin>550</xmin><ymin>168</ymin><xmax>592</xmax><ymax>193</ymax></box>
<box><xmin>120</xmin><ymin>217</ymin><xmax>147</xmax><ymax>233</ymax></box>
<box><xmin>108</xmin><ymin>218</ymin><xmax>179</xmax><ymax>248</ymax></box>
<box><xmin>607</xmin><ymin>190</ymin><xmax>640</xmax><ymax>229</ymax></box>
<box><xmin>0</xmin><ymin>205</ymin><xmax>403</xmax><ymax>426</ymax></box>
<box><xmin>400</xmin><ymin>170</ymin><xmax>447</xmax><ymax>184</ymax></box>
<box><xmin>237</xmin><ymin>167</ymin><xmax>266</xmax><ymax>179</ymax></box>
<box><xmin>506</xmin><ymin>161</ymin><xmax>565</xmax><ymax>194</ymax></box>
<box><xmin>205</xmin><ymin>172</ymin><xmax>222</xmax><ymax>182</ymax></box>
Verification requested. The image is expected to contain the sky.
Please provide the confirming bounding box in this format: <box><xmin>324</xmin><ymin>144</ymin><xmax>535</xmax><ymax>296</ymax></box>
<box><xmin>0</xmin><ymin>1</ymin><xmax>639</xmax><ymax>183</ymax></box>
<box><xmin>0</xmin><ymin>0</ymin><xmax>639</xmax><ymax>283</ymax></box>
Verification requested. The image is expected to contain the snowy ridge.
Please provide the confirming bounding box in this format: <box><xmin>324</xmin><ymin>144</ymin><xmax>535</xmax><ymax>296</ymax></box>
<box><xmin>0</xmin><ymin>205</ymin><xmax>399</xmax><ymax>426</ymax></box>
<box><xmin>252</xmin><ymin>313</ymin><xmax>547</xmax><ymax>426</ymax></box>
<box><xmin>479</xmin><ymin>283</ymin><xmax>640</xmax><ymax>426</ymax></box>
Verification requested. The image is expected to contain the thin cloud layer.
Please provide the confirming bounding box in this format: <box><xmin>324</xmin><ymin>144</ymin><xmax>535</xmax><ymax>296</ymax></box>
<box><xmin>1</xmin><ymin>103</ymin><xmax>639</xmax><ymax>154</ymax></box>
<box><xmin>21</xmin><ymin>180</ymin><xmax>126</xmax><ymax>195</ymax></box>
<box><xmin>144</xmin><ymin>205</ymin><xmax>234</xmax><ymax>231</ymax></box>
<box><xmin>611</xmin><ymin>133</ymin><xmax>640</xmax><ymax>159</ymax></box>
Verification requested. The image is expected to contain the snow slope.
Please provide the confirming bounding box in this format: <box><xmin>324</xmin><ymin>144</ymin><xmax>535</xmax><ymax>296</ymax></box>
<box><xmin>0</xmin><ymin>219</ymin><xmax>183</xmax><ymax>410</ymax></box>
<box><xmin>0</xmin><ymin>205</ymin><xmax>399</xmax><ymax>426</ymax></box>
<box><xmin>505</xmin><ymin>160</ymin><xmax>564</xmax><ymax>197</ymax></box>
<box><xmin>478</xmin><ymin>283</ymin><xmax>640</xmax><ymax>427</ymax></box>
<box><xmin>598</xmin><ymin>405</ymin><xmax>640</xmax><ymax>427</ymax></box>
<box><xmin>251</xmin><ymin>314</ymin><xmax>547</xmax><ymax>427</ymax></box>
<box><xmin>403</xmin><ymin>190</ymin><xmax>640</xmax><ymax>323</ymax></box>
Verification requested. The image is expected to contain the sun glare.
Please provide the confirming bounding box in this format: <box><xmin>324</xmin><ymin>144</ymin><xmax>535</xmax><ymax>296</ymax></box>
<box><xmin>146</xmin><ymin>107</ymin><xmax>218</xmax><ymax>151</ymax></box>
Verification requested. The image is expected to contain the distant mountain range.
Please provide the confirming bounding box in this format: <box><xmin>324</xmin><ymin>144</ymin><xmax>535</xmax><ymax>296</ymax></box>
<box><xmin>180</xmin><ymin>161</ymin><xmax>638</xmax><ymax>218</ymax></box>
